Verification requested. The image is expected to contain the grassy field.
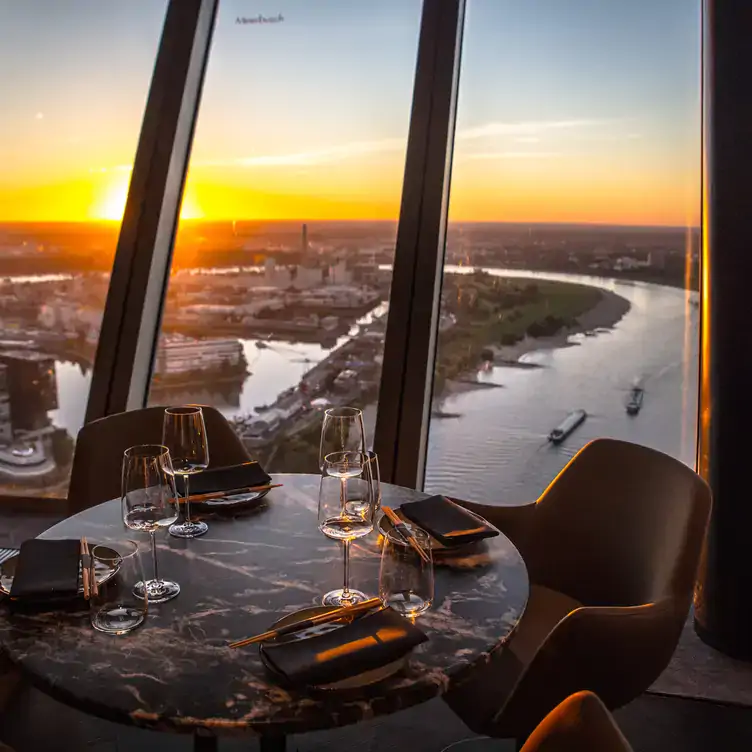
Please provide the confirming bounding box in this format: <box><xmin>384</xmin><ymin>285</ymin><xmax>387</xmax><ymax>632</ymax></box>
<box><xmin>434</xmin><ymin>272</ymin><xmax>603</xmax><ymax>392</ymax></box>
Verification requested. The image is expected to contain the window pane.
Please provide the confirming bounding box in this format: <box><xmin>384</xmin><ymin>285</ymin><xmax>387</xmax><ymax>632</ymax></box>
<box><xmin>426</xmin><ymin>0</ymin><xmax>700</xmax><ymax>502</ymax></box>
<box><xmin>0</xmin><ymin>2</ymin><xmax>166</xmax><ymax>497</ymax></box>
<box><xmin>148</xmin><ymin>1</ymin><xmax>422</xmax><ymax>472</ymax></box>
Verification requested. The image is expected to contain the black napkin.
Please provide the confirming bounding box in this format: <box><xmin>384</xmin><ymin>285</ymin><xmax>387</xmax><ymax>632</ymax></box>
<box><xmin>9</xmin><ymin>539</ymin><xmax>81</xmax><ymax>602</ymax></box>
<box><xmin>260</xmin><ymin>608</ymin><xmax>427</xmax><ymax>686</ymax></box>
<box><xmin>399</xmin><ymin>496</ymin><xmax>499</xmax><ymax>547</ymax></box>
<box><xmin>174</xmin><ymin>461</ymin><xmax>271</xmax><ymax>496</ymax></box>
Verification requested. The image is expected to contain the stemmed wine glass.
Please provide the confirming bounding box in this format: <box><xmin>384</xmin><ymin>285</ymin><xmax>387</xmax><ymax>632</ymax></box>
<box><xmin>319</xmin><ymin>406</ymin><xmax>366</xmax><ymax>469</ymax></box>
<box><xmin>317</xmin><ymin>450</ymin><xmax>376</xmax><ymax>606</ymax></box>
<box><xmin>163</xmin><ymin>406</ymin><xmax>210</xmax><ymax>539</ymax></box>
<box><xmin>121</xmin><ymin>444</ymin><xmax>181</xmax><ymax>604</ymax></box>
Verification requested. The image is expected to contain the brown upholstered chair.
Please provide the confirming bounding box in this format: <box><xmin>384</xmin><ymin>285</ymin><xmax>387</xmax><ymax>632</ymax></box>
<box><xmin>520</xmin><ymin>691</ymin><xmax>633</xmax><ymax>752</ymax></box>
<box><xmin>445</xmin><ymin>438</ymin><xmax>712</xmax><ymax>743</ymax></box>
<box><xmin>67</xmin><ymin>405</ymin><xmax>250</xmax><ymax>514</ymax></box>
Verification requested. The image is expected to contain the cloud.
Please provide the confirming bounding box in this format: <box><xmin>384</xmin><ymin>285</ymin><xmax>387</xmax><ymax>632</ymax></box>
<box><xmin>456</xmin><ymin>119</ymin><xmax>603</xmax><ymax>141</ymax></box>
<box><xmin>201</xmin><ymin>137</ymin><xmax>405</xmax><ymax>169</ymax></box>
<box><xmin>81</xmin><ymin>119</ymin><xmax>604</xmax><ymax>176</ymax></box>
<box><xmin>464</xmin><ymin>151</ymin><xmax>567</xmax><ymax>160</ymax></box>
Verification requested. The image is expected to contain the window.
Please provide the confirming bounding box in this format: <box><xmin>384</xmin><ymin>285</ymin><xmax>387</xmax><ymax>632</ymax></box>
<box><xmin>148</xmin><ymin>0</ymin><xmax>423</xmax><ymax>472</ymax></box>
<box><xmin>0</xmin><ymin>1</ymin><xmax>167</xmax><ymax>496</ymax></box>
<box><xmin>425</xmin><ymin>0</ymin><xmax>701</xmax><ymax>502</ymax></box>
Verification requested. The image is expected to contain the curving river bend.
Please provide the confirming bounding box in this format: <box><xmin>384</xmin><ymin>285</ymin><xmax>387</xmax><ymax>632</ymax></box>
<box><xmin>50</xmin><ymin>269</ymin><xmax>699</xmax><ymax>507</ymax></box>
<box><xmin>425</xmin><ymin>269</ymin><xmax>699</xmax><ymax>505</ymax></box>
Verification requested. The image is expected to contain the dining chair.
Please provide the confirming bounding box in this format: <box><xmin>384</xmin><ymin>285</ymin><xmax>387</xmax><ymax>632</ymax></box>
<box><xmin>520</xmin><ymin>691</ymin><xmax>633</xmax><ymax>752</ymax></box>
<box><xmin>444</xmin><ymin>438</ymin><xmax>712</xmax><ymax>744</ymax></box>
<box><xmin>67</xmin><ymin>405</ymin><xmax>251</xmax><ymax>514</ymax></box>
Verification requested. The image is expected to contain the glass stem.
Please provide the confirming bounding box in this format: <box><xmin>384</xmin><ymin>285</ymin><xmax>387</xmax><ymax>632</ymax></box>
<box><xmin>343</xmin><ymin>539</ymin><xmax>350</xmax><ymax>597</ymax></box>
<box><xmin>151</xmin><ymin>531</ymin><xmax>159</xmax><ymax>583</ymax></box>
<box><xmin>183</xmin><ymin>474</ymin><xmax>192</xmax><ymax>524</ymax></box>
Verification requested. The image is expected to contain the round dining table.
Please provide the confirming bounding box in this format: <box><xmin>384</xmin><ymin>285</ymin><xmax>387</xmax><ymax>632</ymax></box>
<box><xmin>0</xmin><ymin>474</ymin><xmax>529</xmax><ymax>752</ymax></box>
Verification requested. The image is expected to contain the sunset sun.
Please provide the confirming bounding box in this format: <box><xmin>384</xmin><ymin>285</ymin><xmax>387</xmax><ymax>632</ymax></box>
<box><xmin>91</xmin><ymin>174</ymin><xmax>204</xmax><ymax>221</ymax></box>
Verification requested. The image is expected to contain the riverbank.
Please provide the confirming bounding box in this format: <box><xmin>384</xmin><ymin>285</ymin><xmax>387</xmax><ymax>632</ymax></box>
<box><xmin>490</xmin><ymin>286</ymin><xmax>631</xmax><ymax>365</ymax></box>
<box><xmin>435</xmin><ymin>275</ymin><xmax>626</xmax><ymax>399</ymax></box>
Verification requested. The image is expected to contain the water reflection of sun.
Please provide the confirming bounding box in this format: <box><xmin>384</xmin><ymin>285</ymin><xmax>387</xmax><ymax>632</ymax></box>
<box><xmin>92</xmin><ymin>173</ymin><xmax>203</xmax><ymax>221</ymax></box>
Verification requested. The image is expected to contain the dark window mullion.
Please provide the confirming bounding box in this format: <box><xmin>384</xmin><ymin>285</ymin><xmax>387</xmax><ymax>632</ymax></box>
<box><xmin>374</xmin><ymin>0</ymin><xmax>466</xmax><ymax>488</ymax></box>
<box><xmin>85</xmin><ymin>0</ymin><xmax>219</xmax><ymax>423</ymax></box>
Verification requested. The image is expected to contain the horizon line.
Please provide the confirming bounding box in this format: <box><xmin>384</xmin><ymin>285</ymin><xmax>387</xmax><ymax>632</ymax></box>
<box><xmin>0</xmin><ymin>219</ymin><xmax>701</xmax><ymax>231</ymax></box>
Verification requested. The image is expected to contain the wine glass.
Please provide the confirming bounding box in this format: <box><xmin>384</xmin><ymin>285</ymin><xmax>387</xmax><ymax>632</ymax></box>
<box><xmin>379</xmin><ymin>526</ymin><xmax>434</xmax><ymax>619</ymax></box>
<box><xmin>319</xmin><ymin>406</ymin><xmax>366</xmax><ymax>469</ymax></box>
<box><xmin>318</xmin><ymin>450</ymin><xmax>375</xmax><ymax>606</ymax></box>
<box><xmin>163</xmin><ymin>406</ymin><xmax>210</xmax><ymax>539</ymax></box>
<box><xmin>121</xmin><ymin>444</ymin><xmax>180</xmax><ymax>604</ymax></box>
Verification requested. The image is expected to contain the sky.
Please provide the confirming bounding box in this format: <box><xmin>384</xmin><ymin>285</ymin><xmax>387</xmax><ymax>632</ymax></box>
<box><xmin>0</xmin><ymin>0</ymin><xmax>701</xmax><ymax>226</ymax></box>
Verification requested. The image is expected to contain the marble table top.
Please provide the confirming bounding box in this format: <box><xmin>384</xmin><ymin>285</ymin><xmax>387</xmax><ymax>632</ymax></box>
<box><xmin>0</xmin><ymin>475</ymin><xmax>528</xmax><ymax>738</ymax></box>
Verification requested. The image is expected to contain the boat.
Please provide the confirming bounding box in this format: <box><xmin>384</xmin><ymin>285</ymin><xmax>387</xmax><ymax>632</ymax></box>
<box><xmin>626</xmin><ymin>386</ymin><xmax>645</xmax><ymax>415</ymax></box>
<box><xmin>548</xmin><ymin>409</ymin><xmax>587</xmax><ymax>444</ymax></box>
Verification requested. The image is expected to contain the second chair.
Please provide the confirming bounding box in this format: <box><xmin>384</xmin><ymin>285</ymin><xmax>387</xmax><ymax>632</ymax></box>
<box><xmin>67</xmin><ymin>405</ymin><xmax>251</xmax><ymax>514</ymax></box>
<box><xmin>444</xmin><ymin>438</ymin><xmax>712</xmax><ymax>744</ymax></box>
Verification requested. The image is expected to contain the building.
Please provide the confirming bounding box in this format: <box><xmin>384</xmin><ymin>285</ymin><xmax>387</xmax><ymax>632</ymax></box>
<box><xmin>0</xmin><ymin>351</ymin><xmax>57</xmax><ymax>433</ymax></box>
<box><xmin>153</xmin><ymin>335</ymin><xmax>243</xmax><ymax>376</ymax></box>
<box><xmin>38</xmin><ymin>300</ymin><xmax>102</xmax><ymax>341</ymax></box>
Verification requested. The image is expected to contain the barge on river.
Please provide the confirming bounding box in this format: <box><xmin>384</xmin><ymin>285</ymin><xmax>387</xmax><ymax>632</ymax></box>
<box><xmin>548</xmin><ymin>409</ymin><xmax>587</xmax><ymax>444</ymax></box>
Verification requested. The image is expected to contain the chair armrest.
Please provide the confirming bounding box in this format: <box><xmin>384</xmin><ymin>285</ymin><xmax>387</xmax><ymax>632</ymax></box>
<box><xmin>451</xmin><ymin>498</ymin><xmax>537</xmax><ymax>561</ymax></box>
<box><xmin>494</xmin><ymin>597</ymin><xmax>683</xmax><ymax>738</ymax></box>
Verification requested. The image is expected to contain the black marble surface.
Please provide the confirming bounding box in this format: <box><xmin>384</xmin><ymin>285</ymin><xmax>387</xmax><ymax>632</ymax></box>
<box><xmin>0</xmin><ymin>475</ymin><xmax>528</xmax><ymax>739</ymax></box>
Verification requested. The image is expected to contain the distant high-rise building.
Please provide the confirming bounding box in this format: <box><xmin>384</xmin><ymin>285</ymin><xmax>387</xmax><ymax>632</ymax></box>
<box><xmin>0</xmin><ymin>352</ymin><xmax>57</xmax><ymax>433</ymax></box>
<box><xmin>302</xmin><ymin>223</ymin><xmax>308</xmax><ymax>253</ymax></box>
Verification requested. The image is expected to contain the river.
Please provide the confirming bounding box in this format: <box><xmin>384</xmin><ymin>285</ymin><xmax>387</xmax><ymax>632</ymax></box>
<box><xmin>48</xmin><ymin>269</ymin><xmax>699</xmax><ymax>506</ymax></box>
<box><xmin>424</xmin><ymin>270</ymin><xmax>699</xmax><ymax>504</ymax></box>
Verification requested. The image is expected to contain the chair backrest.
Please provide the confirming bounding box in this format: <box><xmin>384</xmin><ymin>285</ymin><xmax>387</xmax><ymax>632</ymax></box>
<box><xmin>531</xmin><ymin>438</ymin><xmax>711</xmax><ymax>607</ymax></box>
<box><xmin>67</xmin><ymin>405</ymin><xmax>250</xmax><ymax>514</ymax></box>
<box><xmin>520</xmin><ymin>691</ymin><xmax>634</xmax><ymax>752</ymax></box>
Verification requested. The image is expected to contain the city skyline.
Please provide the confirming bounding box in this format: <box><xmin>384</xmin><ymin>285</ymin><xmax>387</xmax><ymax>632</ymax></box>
<box><xmin>0</xmin><ymin>1</ymin><xmax>701</xmax><ymax>227</ymax></box>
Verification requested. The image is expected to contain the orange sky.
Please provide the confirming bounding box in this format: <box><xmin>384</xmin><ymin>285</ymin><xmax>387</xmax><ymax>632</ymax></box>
<box><xmin>0</xmin><ymin>142</ymin><xmax>701</xmax><ymax>227</ymax></box>
<box><xmin>0</xmin><ymin>0</ymin><xmax>701</xmax><ymax>229</ymax></box>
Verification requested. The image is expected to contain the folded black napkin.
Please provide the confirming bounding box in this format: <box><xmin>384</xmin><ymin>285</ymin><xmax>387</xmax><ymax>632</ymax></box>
<box><xmin>260</xmin><ymin>608</ymin><xmax>427</xmax><ymax>687</ymax></box>
<box><xmin>174</xmin><ymin>461</ymin><xmax>271</xmax><ymax>496</ymax></box>
<box><xmin>9</xmin><ymin>539</ymin><xmax>81</xmax><ymax>602</ymax></box>
<box><xmin>399</xmin><ymin>496</ymin><xmax>499</xmax><ymax>547</ymax></box>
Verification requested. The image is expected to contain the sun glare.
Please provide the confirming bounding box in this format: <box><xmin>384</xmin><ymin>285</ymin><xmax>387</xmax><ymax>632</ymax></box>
<box><xmin>90</xmin><ymin>175</ymin><xmax>204</xmax><ymax>222</ymax></box>
<box><xmin>95</xmin><ymin>177</ymin><xmax>130</xmax><ymax>221</ymax></box>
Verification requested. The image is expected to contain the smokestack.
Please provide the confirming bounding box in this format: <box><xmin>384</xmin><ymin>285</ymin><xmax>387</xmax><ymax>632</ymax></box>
<box><xmin>302</xmin><ymin>223</ymin><xmax>308</xmax><ymax>253</ymax></box>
